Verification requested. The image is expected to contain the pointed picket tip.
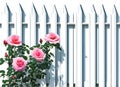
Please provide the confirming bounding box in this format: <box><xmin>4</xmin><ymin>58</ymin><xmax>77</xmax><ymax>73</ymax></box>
<box><xmin>91</xmin><ymin>5</ymin><xmax>97</xmax><ymax>14</ymax></box>
<box><xmin>80</xmin><ymin>5</ymin><xmax>84</xmax><ymax>14</ymax></box>
<box><xmin>62</xmin><ymin>5</ymin><xmax>67</xmax><ymax>14</ymax></box>
<box><xmin>112</xmin><ymin>5</ymin><xmax>117</xmax><ymax>15</ymax></box>
<box><xmin>4</xmin><ymin>3</ymin><xmax>9</xmax><ymax>14</ymax></box>
<box><xmin>76</xmin><ymin>5</ymin><xmax>84</xmax><ymax>18</ymax></box>
<box><xmin>90</xmin><ymin>5</ymin><xmax>97</xmax><ymax>22</ymax></box>
<box><xmin>75</xmin><ymin>5</ymin><xmax>83</xmax><ymax>22</ymax></box>
<box><xmin>31</xmin><ymin>3</ymin><xmax>36</xmax><ymax>15</ymax></box>
<box><xmin>99</xmin><ymin>5</ymin><xmax>106</xmax><ymax>16</ymax></box>
<box><xmin>18</xmin><ymin>3</ymin><xmax>22</xmax><ymax>14</ymax></box>
<box><xmin>53</xmin><ymin>5</ymin><xmax>57</xmax><ymax>14</ymax></box>
<box><xmin>62</xmin><ymin>5</ymin><xmax>68</xmax><ymax>23</ymax></box>
<box><xmin>50</xmin><ymin>5</ymin><xmax>58</xmax><ymax>18</ymax></box>
<box><xmin>41</xmin><ymin>5</ymin><xmax>46</xmax><ymax>15</ymax></box>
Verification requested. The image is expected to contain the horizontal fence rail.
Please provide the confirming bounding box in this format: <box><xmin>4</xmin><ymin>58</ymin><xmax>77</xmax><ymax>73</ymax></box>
<box><xmin>0</xmin><ymin>1</ymin><xmax>120</xmax><ymax>87</ymax></box>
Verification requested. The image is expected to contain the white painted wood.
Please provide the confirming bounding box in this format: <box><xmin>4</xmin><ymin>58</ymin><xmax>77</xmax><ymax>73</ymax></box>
<box><xmin>10</xmin><ymin>12</ymin><xmax>17</xmax><ymax>34</ymax></box>
<box><xmin>73</xmin><ymin>13</ymin><xmax>77</xmax><ymax>87</ymax></box>
<box><xmin>16</xmin><ymin>4</ymin><xmax>22</xmax><ymax>40</ymax></box>
<box><xmin>111</xmin><ymin>6</ymin><xmax>117</xmax><ymax>87</ymax></box>
<box><xmin>99</xmin><ymin>6</ymin><xmax>105</xmax><ymax>87</ymax></box>
<box><xmin>49</xmin><ymin>6</ymin><xmax>57</xmax><ymax>87</ymax></box>
<box><xmin>2</xmin><ymin>4</ymin><xmax>9</xmax><ymax>38</ymax></box>
<box><xmin>76</xmin><ymin>5</ymin><xmax>83</xmax><ymax>87</ymax></box>
<box><xmin>39</xmin><ymin>5</ymin><xmax>46</xmax><ymax>39</ymax></box>
<box><xmin>89</xmin><ymin>6</ymin><xmax>96</xmax><ymax>87</ymax></box>
<box><xmin>118</xmin><ymin>21</ymin><xmax>120</xmax><ymax>87</ymax></box>
<box><xmin>84</xmin><ymin>19</ymin><xmax>90</xmax><ymax>87</ymax></box>
<box><xmin>24</xmin><ymin>9</ymin><xmax>31</xmax><ymax>46</ymax></box>
<box><xmin>69</xmin><ymin>20</ymin><xmax>74</xmax><ymax>87</ymax></box>
<box><xmin>60</xmin><ymin>6</ymin><xmax>67</xmax><ymax>87</ymax></box>
<box><xmin>39</xmin><ymin>5</ymin><xmax>47</xmax><ymax>87</ymax></box>
<box><xmin>107</xmin><ymin>15</ymin><xmax>112</xmax><ymax>87</ymax></box>
<box><xmin>14</xmin><ymin>13</ymin><xmax>17</xmax><ymax>34</ymax></box>
<box><xmin>30</xmin><ymin>4</ymin><xmax>36</xmax><ymax>46</ymax></box>
<box><xmin>2</xmin><ymin>3</ymin><xmax>9</xmax><ymax>58</ymax></box>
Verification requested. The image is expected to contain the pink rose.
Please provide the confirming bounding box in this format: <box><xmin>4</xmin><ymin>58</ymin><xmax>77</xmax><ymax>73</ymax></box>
<box><xmin>44</xmin><ymin>32</ymin><xmax>60</xmax><ymax>44</ymax></box>
<box><xmin>31</xmin><ymin>48</ymin><xmax>45</xmax><ymax>62</ymax></box>
<box><xmin>7</xmin><ymin>35</ymin><xmax>22</xmax><ymax>46</ymax></box>
<box><xmin>12</xmin><ymin>57</ymin><xmax>27</xmax><ymax>71</ymax></box>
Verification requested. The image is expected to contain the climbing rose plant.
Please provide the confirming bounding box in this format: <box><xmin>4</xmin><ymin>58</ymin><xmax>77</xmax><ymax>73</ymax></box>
<box><xmin>0</xmin><ymin>32</ymin><xmax>61</xmax><ymax>87</ymax></box>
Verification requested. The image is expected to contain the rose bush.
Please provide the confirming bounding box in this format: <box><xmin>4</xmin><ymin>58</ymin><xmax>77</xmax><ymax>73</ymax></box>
<box><xmin>0</xmin><ymin>32</ymin><xmax>61</xmax><ymax>87</ymax></box>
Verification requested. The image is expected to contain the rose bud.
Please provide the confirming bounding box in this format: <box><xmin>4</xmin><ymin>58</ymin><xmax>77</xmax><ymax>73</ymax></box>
<box><xmin>39</xmin><ymin>38</ymin><xmax>43</xmax><ymax>44</ymax></box>
<box><xmin>12</xmin><ymin>75</ymin><xmax>16</xmax><ymax>79</ymax></box>
<box><xmin>3</xmin><ymin>40</ymin><xmax>8</xmax><ymax>46</ymax></box>
<box><xmin>5</xmin><ymin>52</ymin><xmax>8</xmax><ymax>57</ymax></box>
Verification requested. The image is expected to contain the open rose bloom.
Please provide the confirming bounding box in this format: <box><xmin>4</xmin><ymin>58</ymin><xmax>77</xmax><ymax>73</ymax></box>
<box><xmin>12</xmin><ymin>57</ymin><xmax>27</xmax><ymax>71</ymax></box>
<box><xmin>7</xmin><ymin>35</ymin><xmax>22</xmax><ymax>46</ymax></box>
<box><xmin>31</xmin><ymin>48</ymin><xmax>45</xmax><ymax>62</ymax></box>
<box><xmin>44</xmin><ymin>32</ymin><xmax>60</xmax><ymax>44</ymax></box>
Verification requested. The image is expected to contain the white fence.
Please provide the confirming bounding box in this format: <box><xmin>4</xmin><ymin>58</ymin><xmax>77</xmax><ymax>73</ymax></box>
<box><xmin>0</xmin><ymin>1</ymin><xmax>119</xmax><ymax>87</ymax></box>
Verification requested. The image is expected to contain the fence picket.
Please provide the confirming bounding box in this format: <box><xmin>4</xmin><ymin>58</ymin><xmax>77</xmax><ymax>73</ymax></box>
<box><xmin>99</xmin><ymin>6</ymin><xmax>105</xmax><ymax>87</ymax></box>
<box><xmin>84</xmin><ymin>13</ymin><xmax>90</xmax><ymax>87</ymax></box>
<box><xmin>76</xmin><ymin>5</ymin><xmax>83</xmax><ymax>87</ymax></box>
<box><xmin>30</xmin><ymin>4</ymin><xmax>36</xmax><ymax>46</ymax></box>
<box><xmin>89</xmin><ymin>6</ymin><xmax>96</xmax><ymax>87</ymax></box>
<box><xmin>2</xmin><ymin>4</ymin><xmax>9</xmax><ymax>38</ymax></box>
<box><xmin>39</xmin><ymin>5</ymin><xmax>47</xmax><ymax>87</ymax></box>
<box><xmin>68</xmin><ymin>16</ymin><xmax>74</xmax><ymax>87</ymax></box>
<box><xmin>16</xmin><ymin>4</ymin><xmax>22</xmax><ymax>39</ymax></box>
<box><xmin>107</xmin><ymin>15</ymin><xmax>112</xmax><ymax>87</ymax></box>
<box><xmin>48</xmin><ymin>6</ymin><xmax>57</xmax><ymax>87</ymax></box>
<box><xmin>39</xmin><ymin>5</ymin><xmax>46</xmax><ymax>39</ymax></box>
<box><xmin>73</xmin><ymin>13</ymin><xmax>77</xmax><ymax>87</ymax></box>
<box><xmin>12</xmin><ymin>12</ymin><xmax>17</xmax><ymax>34</ymax></box>
<box><xmin>111</xmin><ymin>6</ymin><xmax>117</xmax><ymax>87</ymax></box>
<box><xmin>60</xmin><ymin>6</ymin><xmax>67</xmax><ymax>87</ymax></box>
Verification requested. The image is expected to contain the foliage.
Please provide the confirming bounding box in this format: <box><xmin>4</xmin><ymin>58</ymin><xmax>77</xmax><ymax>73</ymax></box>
<box><xmin>0</xmin><ymin>33</ymin><xmax>61</xmax><ymax>87</ymax></box>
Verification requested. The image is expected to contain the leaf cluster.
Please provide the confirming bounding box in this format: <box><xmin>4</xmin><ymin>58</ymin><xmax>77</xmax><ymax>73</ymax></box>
<box><xmin>0</xmin><ymin>41</ymin><xmax>61</xmax><ymax>87</ymax></box>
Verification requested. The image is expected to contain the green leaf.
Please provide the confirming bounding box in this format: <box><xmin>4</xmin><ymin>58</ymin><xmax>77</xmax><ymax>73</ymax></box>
<box><xmin>49</xmin><ymin>52</ymin><xmax>54</xmax><ymax>57</ymax></box>
<box><xmin>2</xmin><ymin>84</ymin><xmax>6</xmax><ymax>87</ymax></box>
<box><xmin>30</xmin><ymin>47</ymin><xmax>34</xmax><ymax>50</ymax></box>
<box><xmin>0</xmin><ymin>70</ymin><xmax>5</xmax><ymax>76</ymax></box>
<box><xmin>7</xmin><ymin>67</ymin><xmax>14</xmax><ymax>76</ymax></box>
<box><xmin>55</xmin><ymin>43</ymin><xmax>62</xmax><ymax>50</ymax></box>
<box><xmin>22</xmin><ymin>77</ymin><xmax>29</xmax><ymax>82</ymax></box>
<box><xmin>26</xmin><ymin>49</ymin><xmax>30</xmax><ymax>54</ymax></box>
<box><xmin>23</xmin><ymin>56</ymin><xmax>28</xmax><ymax>60</ymax></box>
<box><xmin>0</xmin><ymin>58</ymin><xmax>4</xmax><ymax>65</ymax></box>
<box><xmin>2</xmin><ymin>80</ymin><xmax>9</xmax><ymax>83</ymax></box>
<box><xmin>16</xmin><ymin>72</ymin><xmax>24</xmax><ymax>78</ymax></box>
